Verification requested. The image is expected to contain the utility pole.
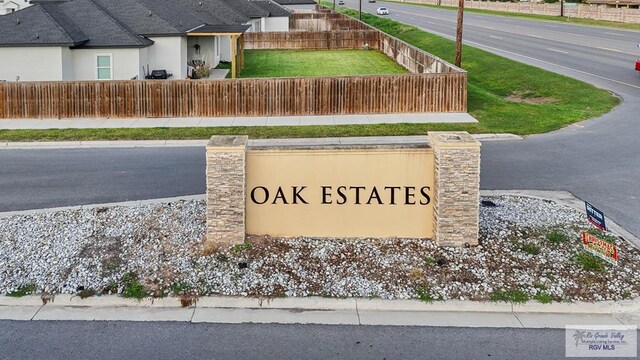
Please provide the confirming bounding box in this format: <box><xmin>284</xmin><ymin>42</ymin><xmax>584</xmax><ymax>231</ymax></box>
<box><xmin>333</xmin><ymin>0</ymin><xmax>336</xmax><ymax>10</ymax></box>
<box><xmin>359</xmin><ymin>0</ymin><xmax>362</xmax><ymax>20</ymax></box>
<box><xmin>560</xmin><ymin>0</ymin><xmax>564</xmax><ymax>17</ymax></box>
<box><xmin>455</xmin><ymin>0</ymin><xmax>464</xmax><ymax>67</ymax></box>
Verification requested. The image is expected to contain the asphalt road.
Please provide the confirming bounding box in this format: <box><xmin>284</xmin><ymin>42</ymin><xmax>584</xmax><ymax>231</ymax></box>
<box><xmin>0</xmin><ymin>147</ymin><xmax>205</xmax><ymax>211</ymax></box>
<box><xmin>0</xmin><ymin>320</ymin><xmax>573</xmax><ymax>360</ymax></box>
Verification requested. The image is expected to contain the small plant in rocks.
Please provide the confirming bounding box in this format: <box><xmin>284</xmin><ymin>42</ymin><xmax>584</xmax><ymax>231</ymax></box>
<box><xmin>533</xmin><ymin>281</ymin><xmax>548</xmax><ymax>291</ymax></box>
<box><xmin>575</xmin><ymin>252</ymin><xmax>605</xmax><ymax>272</ymax></box>
<box><xmin>534</xmin><ymin>292</ymin><xmax>553</xmax><ymax>304</ymax></box>
<box><xmin>232</xmin><ymin>242</ymin><xmax>253</xmax><ymax>253</ymax></box>
<box><xmin>520</xmin><ymin>243</ymin><xmax>541</xmax><ymax>255</ymax></box>
<box><xmin>121</xmin><ymin>272</ymin><xmax>149</xmax><ymax>300</ymax></box>
<box><xmin>77</xmin><ymin>289</ymin><xmax>96</xmax><ymax>299</ymax></box>
<box><xmin>170</xmin><ymin>282</ymin><xmax>190</xmax><ymax>296</ymax></box>
<box><xmin>409</xmin><ymin>267</ymin><xmax>423</xmax><ymax>280</ymax></box>
<box><xmin>7</xmin><ymin>284</ymin><xmax>37</xmax><ymax>297</ymax></box>
<box><xmin>545</xmin><ymin>231</ymin><xmax>569</xmax><ymax>244</ymax></box>
<box><xmin>424</xmin><ymin>256</ymin><xmax>438</xmax><ymax>265</ymax></box>
<box><xmin>202</xmin><ymin>244</ymin><xmax>219</xmax><ymax>256</ymax></box>
<box><xmin>415</xmin><ymin>286</ymin><xmax>441</xmax><ymax>303</ymax></box>
<box><xmin>490</xmin><ymin>289</ymin><xmax>529</xmax><ymax>303</ymax></box>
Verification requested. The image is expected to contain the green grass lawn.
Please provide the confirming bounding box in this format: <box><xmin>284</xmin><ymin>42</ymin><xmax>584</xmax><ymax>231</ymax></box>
<box><xmin>333</xmin><ymin>7</ymin><xmax>619</xmax><ymax>134</ymax></box>
<box><xmin>240</xmin><ymin>49</ymin><xmax>407</xmax><ymax>78</ymax></box>
<box><xmin>0</xmin><ymin>10</ymin><xmax>619</xmax><ymax>141</ymax></box>
<box><xmin>379</xmin><ymin>0</ymin><xmax>640</xmax><ymax>31</ymax></box>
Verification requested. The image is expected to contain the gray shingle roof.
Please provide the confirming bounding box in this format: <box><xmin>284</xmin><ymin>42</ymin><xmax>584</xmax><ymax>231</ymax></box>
<box><xmin>252</xmin><ymin>1</ymin><xmax>291</xmax><ymax>17</ymax></box>
<box><xmin>49</xmin><ymin>0</ymin><xmax>153</xmax><ymax>48</ymax></box>
<box><xmin>90</xmin><ymin>0</ymin><xmax>183</xmax><ymax>36</ymax></box>
<box><xmin>220</xmin><ymin>0</ymin><xmax>269</xmax><ymax>18</ymax></box>
<box><xmin>0</xmin><ymin>0</ymin><xmax>292</xmax><ymax>48</ymax></box>
<box><xmin>0</xmin><ymin>5</ymin><xmax>84</xmax><ymax>46</ymax></box>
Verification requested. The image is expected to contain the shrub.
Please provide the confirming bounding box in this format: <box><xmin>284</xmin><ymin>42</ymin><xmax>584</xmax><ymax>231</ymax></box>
<box><xmin>545</xmin><ymin>231</ymin><xmax>569</xmax><ymax>244</ymax></box>
<box><xmin>415</xmin><ymin>286</ymin><xmax>440</xmax><ymax>303</ymax></box>
<box><xmin>121</xmin><ymin>272</ymin><xmax>149</xmax><ymax>300</ymax></box>
<box><xmin>520</xmin><ymin>243</ymin><xmax>541</xmax><ymax>255</ymax></box>
<box><xmin>490</xmin><ymin>289</ymin><xmax>529</xmax><ymax>303</ymax></box>
<box><xmin>535</xmin><ymin>292</ymin><xmax>553</xmax><ymax>304</ymax></box>
<box><xmin>575</xmin><ymin>252</ymin><xmax>605</xmax><ymax>272</ymax></box>
<box><xmin>7</xmin><ymin>284</ymin><xmax>37</xmax><ymax>297</ymax></box>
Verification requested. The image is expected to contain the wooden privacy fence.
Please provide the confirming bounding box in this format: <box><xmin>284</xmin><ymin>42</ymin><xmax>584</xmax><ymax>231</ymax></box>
<box><xmin>378</xmin><ymin>32</ymin><xmax>455</xmax><ymax>74</ymax></box>
<box><xmin>244</xmin><ymin>30</ymin><xmax>380</xmax><ymax>50</ymax></box>
<box><xmin>290</xmin><ymin>12</ymin><xmax>370</xmax><ymax>31</ymax></box>
<box><xmin>0</xmin><ymin>8</ymin><xmax>467</xmax><ymax>119</ymax></box>
<box><xmin>0</xmin><ymin>73</ymin><xmax>467</xmax><ymax>119</ymax></box>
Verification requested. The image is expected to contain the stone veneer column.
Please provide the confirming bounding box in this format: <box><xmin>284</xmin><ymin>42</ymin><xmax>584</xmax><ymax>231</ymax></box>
<box><xmin>206</xmin><ymin>135</ymin><xmax>248</xmax><ymax>246</ymax></box>
<box><xmin>428</xmin><ymin>132</ymin><xmax>481</xmax><ymax>247</ymax></box>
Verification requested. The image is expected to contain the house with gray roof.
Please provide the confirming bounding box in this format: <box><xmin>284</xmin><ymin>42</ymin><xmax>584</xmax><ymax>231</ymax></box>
<box><xmin>0</xmin><ymin>0</ymin><xmax>291</xmax><ymax>82</ymax></box>
<box><xmin>1</xmin><ymin>0</ymin><xmax>30</xmax><ymax>15</ymax></box>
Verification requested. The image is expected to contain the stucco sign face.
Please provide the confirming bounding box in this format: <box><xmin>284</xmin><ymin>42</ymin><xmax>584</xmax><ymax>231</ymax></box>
<box><xmin>245</xmin><ymin>147</ymin><xmax>435</xmax><ymax>238</ymax></box>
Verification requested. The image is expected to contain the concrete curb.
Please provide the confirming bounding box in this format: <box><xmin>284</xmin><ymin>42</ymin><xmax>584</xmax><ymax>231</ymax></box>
<box><xmin>472</xmin><ymin>133</ymin><xmax>522</xmax><ymax>141</ymax></box>
<box><xmin>2</xmin><ymin>295</ymin><xmax>636</xmax><ymax>314</ymax></box>
<box><xmin>481</xmin><ymin>190</ymin><xmax>640</xmax><ymax>249</ymax></box>
<box><xmin>0</xmin><ymin>295</ymin><xmax>637</xmax><ymax>327</ymax></box>
<box><xmin>0</xmin><ymin>134</ymin><xmax>521</xmax><ymax>150</ymax></box>
<box><xmin>0</xmin><ymin>195</ymin><xmax>206</xmax><ymax>219</ymax></box>
<box><xmin>0</xmin><ymin>139</ymin><xmax>209</xmax><ymax>150</ymax></box>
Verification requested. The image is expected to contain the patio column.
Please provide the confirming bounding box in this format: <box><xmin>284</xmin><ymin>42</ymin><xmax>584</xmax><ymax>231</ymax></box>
<box><xmin>231</xmin><ymin>34</ymin><xmax>236</xmax><ymax>79</ymax></box>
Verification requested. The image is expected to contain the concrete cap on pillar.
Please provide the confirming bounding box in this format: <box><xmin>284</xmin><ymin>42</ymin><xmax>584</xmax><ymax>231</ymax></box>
<box><xmin>207</xmin><ymin>135</ymin><xmax>249</xmax><ymax>149</ymax></box>
<box><xmin>427</xmin><ymin>131</ymin><xmax>480</xmax><ymax>148</ymax></box>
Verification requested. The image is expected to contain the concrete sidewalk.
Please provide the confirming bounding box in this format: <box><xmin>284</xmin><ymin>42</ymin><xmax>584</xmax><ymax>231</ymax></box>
<box><xmin>1</xmin><ymin>295</ymin><xmax>637</xmax><ymax>328</ymax></box>
<box><xmin>0</xmin><ymin>113</ymin><xmax>477</xmax><ymax>130</ymax></box>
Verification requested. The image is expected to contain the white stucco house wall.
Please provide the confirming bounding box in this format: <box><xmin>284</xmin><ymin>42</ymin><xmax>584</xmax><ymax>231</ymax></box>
<box><xmin>0</xmin><ymin>0</ymin><xmax>291</xmax><ymax>82</ymax></box>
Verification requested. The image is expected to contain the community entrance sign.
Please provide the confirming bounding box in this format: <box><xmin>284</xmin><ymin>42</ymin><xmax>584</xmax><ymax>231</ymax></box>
<box><xmin>205</xmin><ymin>132</ymin><xmax>481</xmax><ymax>247</ymax></box>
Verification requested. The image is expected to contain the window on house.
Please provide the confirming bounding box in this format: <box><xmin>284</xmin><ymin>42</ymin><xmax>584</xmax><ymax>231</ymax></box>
<box><xmin>96</xmin><ymin>54</ymin><xmax>112</xmax><ymax>80</ymax></box>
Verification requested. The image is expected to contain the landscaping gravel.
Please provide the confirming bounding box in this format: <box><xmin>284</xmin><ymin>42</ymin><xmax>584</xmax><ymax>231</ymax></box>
<box><xmin>1</xmin><ymin>196</ymin><xmax>639</xmax><ymax>302</ymax></box>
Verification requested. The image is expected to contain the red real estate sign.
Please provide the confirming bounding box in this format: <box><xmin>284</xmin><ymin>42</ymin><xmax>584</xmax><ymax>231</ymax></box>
<box><xmin>581</xmin><ymin>232</ymin><xmax>618</xmax><ymax>265</ymax></box>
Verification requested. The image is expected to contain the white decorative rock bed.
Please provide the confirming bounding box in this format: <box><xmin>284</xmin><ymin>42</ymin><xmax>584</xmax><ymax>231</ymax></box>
<box><xmin>0</xmin><ymin>196</ymin><xmax>638</xmax><ymax>302</ymax></box>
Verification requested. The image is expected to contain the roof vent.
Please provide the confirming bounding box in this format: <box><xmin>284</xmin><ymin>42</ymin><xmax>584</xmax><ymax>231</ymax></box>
<box><xmin>147</xmin><ymin>10</ymin><xmax>152</xmax><ymax>16</ymax></box>
<box><xmin>16</xmin><ymin>18</ymin><xmax>20</xmax><ymax>25</ymax></box>
<box><xmin>199</xmin><ymin>1</ymin><xmax>202</xmax><ymax>5</ymax></box>
<box><xmin>35</xmin><ymin>32</ymin><xmax>39</xmax><ymax>39</ymax></box>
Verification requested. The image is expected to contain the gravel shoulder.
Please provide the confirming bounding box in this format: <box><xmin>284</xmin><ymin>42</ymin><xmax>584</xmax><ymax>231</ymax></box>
<box><xmin>1</xmin><ymin>195</ymin><xmax>638</xmax><ymax>303</ymax></box>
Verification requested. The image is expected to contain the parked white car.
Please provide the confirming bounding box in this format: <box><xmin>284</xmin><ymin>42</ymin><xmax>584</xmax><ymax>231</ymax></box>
<box><xmin>376</xmin><ymin>7</ymin><xmax>389</xmax><ymax>15</ymax></box>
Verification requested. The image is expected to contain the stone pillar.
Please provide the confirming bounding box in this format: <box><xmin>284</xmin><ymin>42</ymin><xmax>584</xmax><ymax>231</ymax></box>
<box><xmin>428</xmin><ymin>132</ymin><xmax>481</xmax><ymax>247</ymax></box>
<box><xmin>206</xmin><ymin>135</ymin><xmax>248</xmax><ymax>246</ymax></box>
